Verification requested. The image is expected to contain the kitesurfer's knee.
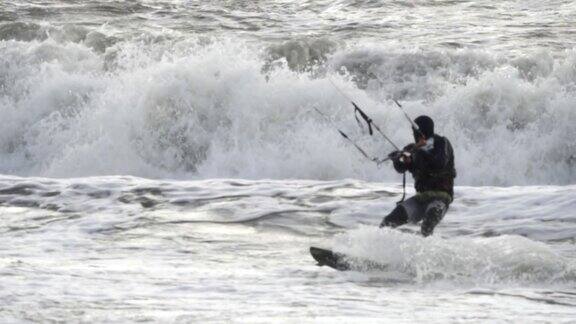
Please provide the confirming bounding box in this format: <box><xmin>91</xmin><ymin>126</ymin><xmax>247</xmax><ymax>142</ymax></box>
<box><xmin>380</xmin><ymin>204</ymin><xmax>408</xmax><ymax>228</ymax></box>
<box><xmin>420</xmin><ymin>200</ymin><xmax>447</xmax><ymax>237</ymax></box>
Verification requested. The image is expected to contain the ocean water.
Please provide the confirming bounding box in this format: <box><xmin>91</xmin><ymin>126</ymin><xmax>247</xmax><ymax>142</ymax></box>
<box><xmin>1</xmin><ymin>0</ymin><xmax>576</xmax><ymax>322</ymax></box>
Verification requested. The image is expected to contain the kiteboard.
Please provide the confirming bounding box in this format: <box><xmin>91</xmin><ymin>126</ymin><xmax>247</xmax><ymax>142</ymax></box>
<box><xmin>309</xmin><ymin>246</ymin><xmax>389</xmax><ymax>272</ymax></box>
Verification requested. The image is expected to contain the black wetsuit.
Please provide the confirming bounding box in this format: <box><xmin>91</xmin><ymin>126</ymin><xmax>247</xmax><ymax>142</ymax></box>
<box><xmin>380</xmin><ymin>134</ymin><xmax>456</xmax><ymax>236</ymax></box>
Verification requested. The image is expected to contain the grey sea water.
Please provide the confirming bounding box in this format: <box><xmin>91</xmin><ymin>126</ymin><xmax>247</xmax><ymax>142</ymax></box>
<box><xmin>1</xmin><ymin>1</ymin><xmax>576</xmax><ymax>322</ymax></box>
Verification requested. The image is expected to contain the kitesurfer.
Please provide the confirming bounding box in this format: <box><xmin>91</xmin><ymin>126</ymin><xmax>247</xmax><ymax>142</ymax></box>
<box><xmin>380</xmin><ymin>115</ymin><xmax>456</xmax><ymax>236</ymax></box>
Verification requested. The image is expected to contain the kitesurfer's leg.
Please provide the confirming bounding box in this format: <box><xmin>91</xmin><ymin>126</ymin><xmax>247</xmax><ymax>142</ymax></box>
<box><xmin>380</xmin><ymin>196</ymin><xmax>421</xmax><ymax>228</ymax></box>
<box><xmin>380</xmin><ymin>204</ymin><xmax>408</xmax><ymax>228</ymax></box>
<box><xmin>420</xmin><ymin>199</ymin><xmax>448</xmax><ymax>237</ymax></box>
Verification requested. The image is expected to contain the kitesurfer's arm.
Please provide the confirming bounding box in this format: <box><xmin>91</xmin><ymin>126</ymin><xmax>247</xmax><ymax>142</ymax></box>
<box><xmin>390</xmin><ymin>144</ymin><xmax>416</xmax><ymax>173</ymax></box>
<box><xmin>413</xmin><ymin>137</ymin><xmax>448</xmax><ymax>170</ymax></box>
<box><xmin>392</xmin><ymin>154</ymin><xmax>408</xmax><ymax>173</ymax></box>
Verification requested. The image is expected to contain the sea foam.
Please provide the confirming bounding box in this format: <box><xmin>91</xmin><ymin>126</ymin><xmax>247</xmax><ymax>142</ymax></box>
<box><xmin>333</xmin><ymin>227</ymin><xmax>576</xmax><ymax>284</ymax></box>
<box><xmin>0</xmin><ymin>32</ymin><xmax>575</xmax><ymax>185</ymax></box>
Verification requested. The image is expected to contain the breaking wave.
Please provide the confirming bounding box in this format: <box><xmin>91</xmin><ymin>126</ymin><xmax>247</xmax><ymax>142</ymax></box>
<box><xmin>0</xmin><ymin>26</ymin><xmax>575</xmax><ymax>185</ymax></box>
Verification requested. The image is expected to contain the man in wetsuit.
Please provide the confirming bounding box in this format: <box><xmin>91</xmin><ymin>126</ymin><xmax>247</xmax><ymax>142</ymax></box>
<box><xmin>380</xmin><ymin>115</ymin><xmax>456</xmax><ymax>236</ymax></box>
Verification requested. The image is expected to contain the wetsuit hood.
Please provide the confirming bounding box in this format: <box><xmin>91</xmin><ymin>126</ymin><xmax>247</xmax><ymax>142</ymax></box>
<box><xmin>413</xmin><ymin>115</ymin><xmax>434</xmax><ymax>141</ymax></box>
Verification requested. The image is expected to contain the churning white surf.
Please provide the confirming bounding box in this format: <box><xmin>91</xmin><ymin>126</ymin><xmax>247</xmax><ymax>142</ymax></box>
<box><xmin>1</xmin><ymin>175</ymin><xmax>575</xmax><ymax>322</ymax></box>
<box><xmin>2</xmin><ymin>0</ymin><xmax>576</xmax><ymax>322</ymax></box>
<box><xmin>333</xmin><ymin>228</ymin><xmax>576</xmax><ymax>284</ymax></box>
<box><xmin>1</xmin><ymin>30</ymin><xmax>575</xmax><ymax>185</ymax></box>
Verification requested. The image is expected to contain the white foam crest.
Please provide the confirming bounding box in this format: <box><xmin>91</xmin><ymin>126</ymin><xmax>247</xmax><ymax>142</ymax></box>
<box><xmin>0</xmin><ymin>37</ymin><xmax>397</xmax><ymax>180</ymax></box>
<box><xmin>0</xmin><ymin>36</ymin><xmax>575</xmax><ymax>184</ymax></box>
<box><xmin>333</xmin><ymin>227</ymin><xmax>576</xmax><ymax>284</ymax></box>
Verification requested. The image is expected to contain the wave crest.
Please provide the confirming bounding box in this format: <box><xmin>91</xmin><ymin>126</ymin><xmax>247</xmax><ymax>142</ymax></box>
<box><xmin>0</xmin><ymin>34</ymin><xmax>575</xmax><ymax>184</ymax></box>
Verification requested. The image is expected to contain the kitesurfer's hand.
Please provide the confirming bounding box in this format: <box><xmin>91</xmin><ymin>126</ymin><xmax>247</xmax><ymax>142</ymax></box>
<box><xmin>400</xmin><ymin>151</ymin><xmax>412</xmax><ymax>164</ymax></box>
<box><xmin>389</xmin><ymin>149</ymin><xmax>412</xmax><ymax>164</ymax></box>
<box><xmin>388</xmin><ymin>150</ymin><xmax>402</xmax><ymax>160</ymax></box>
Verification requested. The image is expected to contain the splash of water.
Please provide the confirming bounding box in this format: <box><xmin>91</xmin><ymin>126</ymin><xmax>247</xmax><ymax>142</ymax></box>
<box><xmin>333</xmin><ymin>227</ymin><xmax>576</xmax><ymax>284</ymax></box>
<box><xmin>0</xmin><ymin>29</ymin><xmax>575</xmax><ymax>185</ymax></box>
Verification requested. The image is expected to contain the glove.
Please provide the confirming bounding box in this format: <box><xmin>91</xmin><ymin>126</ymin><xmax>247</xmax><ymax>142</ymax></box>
<box><xmin>388</xmin><ymin>150</ymin><xmax>412</xmax><ymax>163</ymax></box>
<box><xmin>388</xmin><ymin>150</ymin><xmax>402</xmax><ymax>160</ymax></box>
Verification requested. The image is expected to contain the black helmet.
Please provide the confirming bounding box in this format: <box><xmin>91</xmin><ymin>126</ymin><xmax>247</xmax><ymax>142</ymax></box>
<box><xmin>412</xmin><ymin>115</ymin><xmax>434</xmax><ymax>141</ymax></box>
